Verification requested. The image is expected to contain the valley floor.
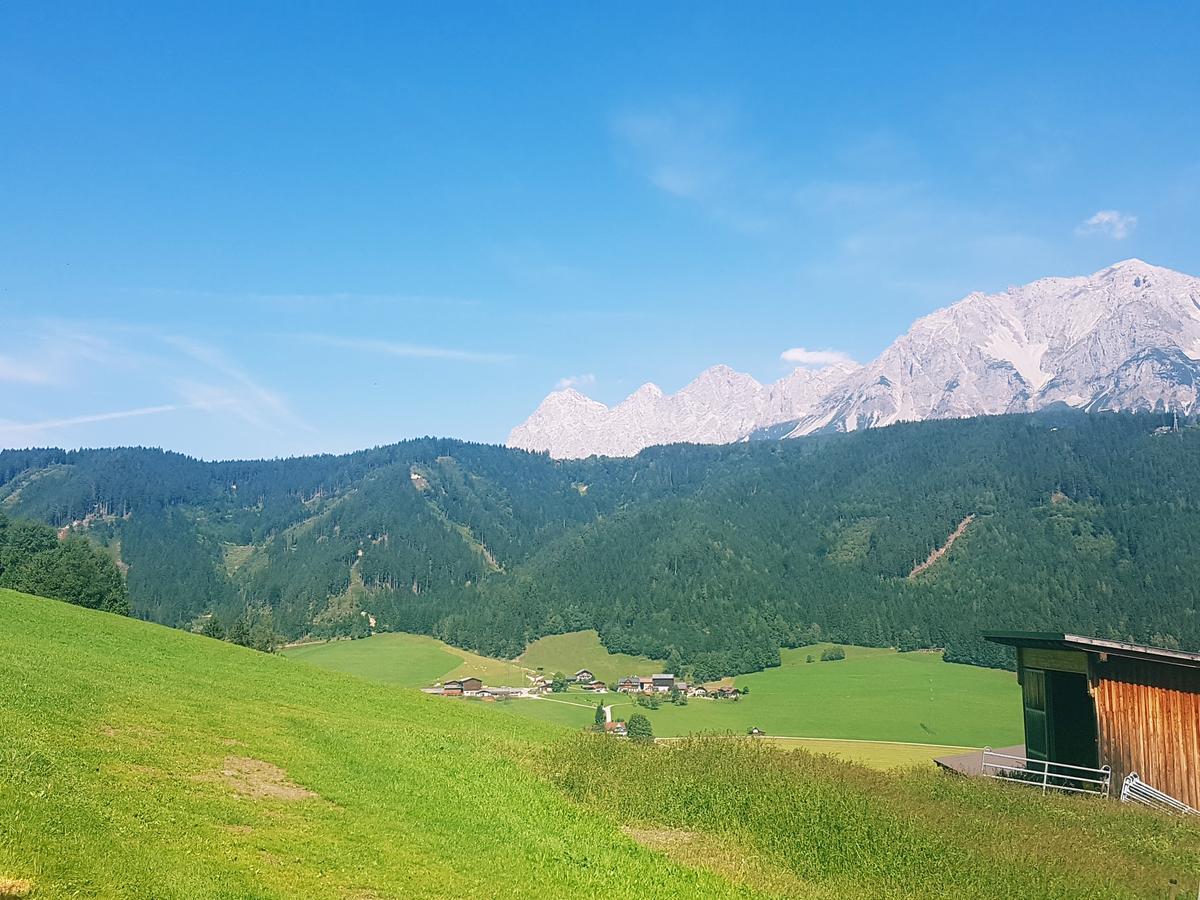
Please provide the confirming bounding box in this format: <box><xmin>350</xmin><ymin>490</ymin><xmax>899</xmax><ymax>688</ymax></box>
<box><xmin>291</xmin><ymin>632</ymin><xmax>1023</xmax><ymax>751</ymax></box>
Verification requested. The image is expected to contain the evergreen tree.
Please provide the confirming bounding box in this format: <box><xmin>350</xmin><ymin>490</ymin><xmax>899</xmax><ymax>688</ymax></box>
<box><xmin>200</xmin><ymin>615</ymin><xmax>225</xmax><ymax>639</ymax></box>
<box><xmin>626</xmin><ymin>713</ymin><xmax>653</xmax><ymax>743</ymax></box>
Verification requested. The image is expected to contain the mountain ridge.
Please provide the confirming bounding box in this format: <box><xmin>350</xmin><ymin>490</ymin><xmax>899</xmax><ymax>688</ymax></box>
<box><xmin>510</xmin><ymin>259</ymin><xmax>1200</xmax><ymax>458</ymax></box>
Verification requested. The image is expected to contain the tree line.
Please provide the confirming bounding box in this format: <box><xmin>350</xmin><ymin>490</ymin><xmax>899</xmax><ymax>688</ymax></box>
<box><xmin>3</xmin><ymin>410</ymin><xmax>1197</xmax><ymax>677</ymax></box>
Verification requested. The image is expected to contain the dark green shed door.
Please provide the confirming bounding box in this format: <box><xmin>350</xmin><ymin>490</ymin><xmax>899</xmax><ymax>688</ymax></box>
<box><xmin>1022</xmin><ymin>668</ymin><xmax>1049</xmax><ymax>762</ymax></box>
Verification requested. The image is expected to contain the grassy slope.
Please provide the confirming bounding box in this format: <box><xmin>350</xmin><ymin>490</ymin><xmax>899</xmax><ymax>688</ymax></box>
<box><xmin>517</xmin><ymin>630</ymin><xmax>665</xmax><ymax>685</ymax></box>
<box><xmin>282</xmin><ymin>632</ymin><xmax>531</xmax><ymax>687</ymax></box>
<box><xmin>496</xmin><ymin>644</ymin><xmax>1023</xmax><ymax>749</ymax></box>
<box><xmin>0</xmin><ymin>590</ymin><xmax>739</xmax><ymax>899</ymax></box>
<box><xmin>551</xmin><ymin>736</ymin><xmax>1200</xmax><ymax>900</ymax></box>
<box><xmin>6</xmin><ymin>590</ymin><xmax>1200</xmax><ymax>899</ymax></box>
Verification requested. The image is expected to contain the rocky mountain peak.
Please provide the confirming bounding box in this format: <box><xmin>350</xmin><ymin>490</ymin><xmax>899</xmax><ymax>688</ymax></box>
<box><xmin>509</xmin><ymin>260</ymin><xmax>1200</xmax><ymax>458</ymax></box>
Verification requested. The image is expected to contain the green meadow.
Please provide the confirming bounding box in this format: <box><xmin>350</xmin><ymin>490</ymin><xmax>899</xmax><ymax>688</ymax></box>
<box><xmin>494</xmin><ymin>643</ymin><xmax>1022</xmax><ymax>749</ymax></box>
<box><xmin>285</xmin><ymin>631</ymin><xmax>1019</xmax><ymax>752</ymax></box>
<box><xmin>282</xmin><ymin>631</ymin><xmax>531</xmax><ymax>687</ymax></box>
<box><xmin>5</xmin><ymin>589</ymin><xmax>1199</xmax><ymax>898</ymax></box>
<box><xmin>637</xmin><ymin>644</ymin><xmax>1021</xmax><ymax>746</ymax></box>
<box><xmin>518</xmin><ymin>629</ymin><xmax>664</xmax><ymax>685</ymax></box>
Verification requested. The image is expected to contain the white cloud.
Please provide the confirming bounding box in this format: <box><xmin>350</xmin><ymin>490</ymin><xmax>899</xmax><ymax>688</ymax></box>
<box><xmin>0</xmin><ymin>354</ymin><xmax>55</xmax><ymax>384</ymax></box>
<box><xmin>554</xmin><ymin>373</ymin><xmax>596</xmax><ymax>391</ymax></box>
<box><xmin>0</xmin><ymin>405</ymin><xmax>180</xmax><ymax>441</ymax></box>
<box><xmin>781</xmin><ymin>347</ymin><xmax>858</xmax><ymax>367</ymax></box>
<box><xmin>299</xmin><ymin>334</ymin><xmax>514</xmax><ymax>364</ymax></box>
<box><xmin>1077</xmin><ymin>209</ymin><xmax>1137</xmax><ymax>240</ymax></box>
<box><xmin>164</xmin><ymin>335</ymin><xmax>313</xmax><ymax>433</ymax></box>
<box><xmin>612</xmin><ymin>109</ymin><xmax>723</xmax><ymax>201</ymax></box>
<box><xmin>611</xmin><ymin>101</ymin><xmax>776</xmax><ymax>232</ymax></box>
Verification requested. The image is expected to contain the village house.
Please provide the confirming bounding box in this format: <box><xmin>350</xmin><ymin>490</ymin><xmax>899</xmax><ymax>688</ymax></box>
<box><xmin>442</xmin><ymin>680</ymin><xmax>463</xmax><ymax>696</ymax></box>
<box><xmin>604</xmin><ymin>721</ymin><xmax>627</xmax><ymax>736</ymax></box>
<box><xmin>587</xmin><ymin>680</ymin><xmax>607</xmax><ymax>693</ymax></box>
<box><xmin>573</xmin><ymin>669</ymin><xmax>595</xmax><ymax>684</ymax></box>
<box><xmin>616</xmin><ymin>676</ymin><xmax>640</xmax><ymax>693</ymax></box>
<box><xmin>652</xmin><ymin>674</ymin><xmax>676</xmax><ymax>693</ymax></box>
<box><xmin>460</xmin><ymin>677</ymin><xmax>483</xmax><ymax>696</ymax></box>
<box><xmin>937</xmin><ymin>632</ymin><xmax>1200</xmax><ymax>812</ymax></box>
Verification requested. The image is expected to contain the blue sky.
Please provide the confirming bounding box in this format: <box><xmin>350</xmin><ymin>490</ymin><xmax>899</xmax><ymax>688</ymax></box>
<box><xmin>2</xmin><ymin>2</ymin><xmax>1198</xmax><ymax>459</ymax></box>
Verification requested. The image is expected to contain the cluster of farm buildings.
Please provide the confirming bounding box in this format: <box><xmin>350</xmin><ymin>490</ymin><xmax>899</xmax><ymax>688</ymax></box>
<box><xmin>435</xmin><ymin>677</ymin><xmax>529</xmax><ymax>700</ymax></box>
<box><xmin>613</xmin><ymin>672</ymin><xmax>741</xmax><ymax>699</ymax></box>
<box><xmin>431</xmin><ymin>668</ymin><xmax>742</xmax><ymax>700</ymax></box>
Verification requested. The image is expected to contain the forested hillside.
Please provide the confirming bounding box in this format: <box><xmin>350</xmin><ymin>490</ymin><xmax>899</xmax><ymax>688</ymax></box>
<box><xmin>2</xmin><ymin>412</ymin><xmax>1197</xmax><ymax>678</ymax></box>
<box><xmin>0</xmin><ymin>513</ymin><xmax>128</xmax><ymax>614</ymax></box>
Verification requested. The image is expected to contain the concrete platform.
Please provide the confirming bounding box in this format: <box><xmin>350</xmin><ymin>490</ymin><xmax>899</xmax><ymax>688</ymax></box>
<box><xmin>934</xmin><ymin>744</ymin><xmax>1024</xmax><ymax>777</ymax></box>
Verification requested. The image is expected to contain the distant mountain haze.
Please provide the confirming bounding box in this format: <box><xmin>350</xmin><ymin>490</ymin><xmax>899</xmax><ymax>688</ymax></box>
<box><xmin>509</xmin><ymin>260</ymin><xmax>1200</xmax><ymax>458</ymax></box>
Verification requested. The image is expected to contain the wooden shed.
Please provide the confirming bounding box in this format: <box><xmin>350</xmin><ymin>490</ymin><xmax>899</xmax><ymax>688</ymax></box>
<box><xmin>984</xmin><ymin>631</ymin><xmax>1200</xmax><ymax>808</ymax></box>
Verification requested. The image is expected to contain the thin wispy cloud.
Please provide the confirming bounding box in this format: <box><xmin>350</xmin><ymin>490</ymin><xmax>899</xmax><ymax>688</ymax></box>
<box><xmin>555</xmin><ymin>373</ymin><xmax>596</xmax><ymax>391</ymax></box>
<box><xmin>0</xmin><ymin>354</ymin><xmax>55</xmax><ymax>385</ymax></box>
<box><xmin>300</xmin><ymin>334</ymin><xmax>515</xmax><ymax>364</ymax></box>
<box><xmin>145</xmin><ymin>287</ymin><xmax>482</xmax><ymax>310</ymax></box>
<box><xmin>0</xmin><ymin>404</ymin><xmax>180</xmax><ymax>435</ymax></box>
<box><xmin>612</xmin><ymin>108</ymin><xmax>724</xmax><ymax>200</ymax></box>
<box><xmin>611</xmin><ymin>100</ymin><xmax>772</xmax><ymax>232</ymax></box>
<box><xmin>1077</xmin><ymin>209</ymin><xmax>1137</xmax><ymax>240</ymax></box>
<box><xmin>164</xmin><ymin>335</ymin><xmax>313</xmax><ymax>432</ymax></box>
<box><xmin>781</xmin><ymin>347</ymin><xmax>857</xmax><ymax>367</ymax></box>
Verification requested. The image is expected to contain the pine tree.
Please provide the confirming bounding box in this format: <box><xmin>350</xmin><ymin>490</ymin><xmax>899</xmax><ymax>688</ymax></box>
<box><xmin>626</xmin><ymin>713</ymin><xmax>653</xmax><ymax>743</ymax></box>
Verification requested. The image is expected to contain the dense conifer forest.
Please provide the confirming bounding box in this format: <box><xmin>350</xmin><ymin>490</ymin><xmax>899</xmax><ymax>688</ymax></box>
<box><xmin>2</xmin><ymin>411</ymin><xmax>1197</xmax><ymax>678</ymax></box>
<box><xmin>0</xmin><ymin>513</ymin><xmax>128</xmax><ymax>614</ymax></box>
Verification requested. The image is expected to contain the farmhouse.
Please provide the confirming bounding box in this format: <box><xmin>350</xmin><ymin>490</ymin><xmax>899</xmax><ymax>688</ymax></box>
<box><xmin>442</xmin><ymin>680</ymin><xmax>463</xmax><ymax>696</ymax></box>
<box><xmin>983</xmin><ymin>631</ymin><xmax>1200</xmax><ymax>808</ymax></box>
<box><xmin>460</xmin><ymin>677</ymin><xmax>483</xmax><ymax>695</ymax></box>
<box><xmin>616</xmin><ymin>675</ymin><xmax>657</xmax><ymax>693</ymax></box>
<box><xmin>573</xmin><ymin>669</ymin><xmax>595</xmax><ymax>684</ymax></box>
<box><xmin>652</xmin><ymin>674</ymin><xmax>676</xmax><ymax>692</ymax></box>
<box><xmin>587</xmin><ymin>680</ymin><xmax>607</xmax><ymax>693</ymax></box>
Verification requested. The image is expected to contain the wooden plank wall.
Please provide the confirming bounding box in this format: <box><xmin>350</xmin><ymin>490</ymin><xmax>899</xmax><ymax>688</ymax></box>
<box><xmin>1091</xmin><ymin>656</ymin><xmax>1200</xmax><ymax>809</ymax></box>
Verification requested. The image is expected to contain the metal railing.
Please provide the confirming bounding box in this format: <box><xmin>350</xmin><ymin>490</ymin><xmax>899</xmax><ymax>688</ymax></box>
<box><xmin>982</xmin><ymin>748</ymin><xmax>1112</xmax><ymax>797</ymax></box>
<box><xmin>1120</xmin><ymin>773</ymin><xmax>1199</xmax><ymax>816</ymax></box>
